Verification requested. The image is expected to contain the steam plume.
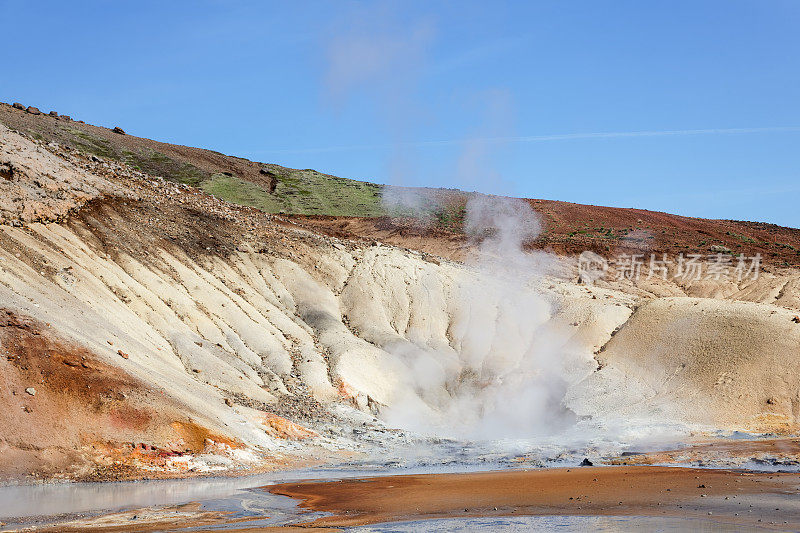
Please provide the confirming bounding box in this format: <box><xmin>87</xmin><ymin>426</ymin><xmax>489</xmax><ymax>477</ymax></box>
<box><xmin>383</xmin><ymin>195</ymin><xmax>579</xmax><ymax>440</ymax></box>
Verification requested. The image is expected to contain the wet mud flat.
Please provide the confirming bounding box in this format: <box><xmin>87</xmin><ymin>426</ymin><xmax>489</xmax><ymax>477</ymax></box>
<box><xmin>268</xmin><ymin>466</ymin><xmax>800</xmax><ymax>530</ymax></box>
<box><xmin>3</xmin><ymin>438</ymin><xmax>800</xmax><ymax>531</ymax></box>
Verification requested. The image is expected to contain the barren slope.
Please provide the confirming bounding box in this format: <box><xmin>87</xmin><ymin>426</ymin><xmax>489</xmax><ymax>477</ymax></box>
<box><xmin>3</xmin><ymin>101</ymin><xmax>799</xmax><ymax>266</ymax></box>
<box><xmin>0</xmin><ymin>117</ymin><xmax>799</xmax><ymax>483</ymax></box>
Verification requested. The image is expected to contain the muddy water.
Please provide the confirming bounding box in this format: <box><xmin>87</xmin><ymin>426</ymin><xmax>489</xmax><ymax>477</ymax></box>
<box><xmin>0</xmin><ymin>470</ymin><xmax>314</xmax><ymax>527</ymax></box>
<box><xmin>0</xmin><ymin>437</ymin><xmax>619</xmax><ymax>524</ymax></box>
<box><xmin>1</xmin><ymin>464</ymin><xmax>796</xmax><ymax>531</ymax></box>
<box><xmin>0</xmin><ymin>464</ymin><xmax>503</xmax><ymax>529</ymax></box>
<box><xmin>350</xmin><ymin>515</ymin><xmax>744</xmax><ymax>532</ymax></box>
<box><xmin>1</xmin><ymin>435</ymin><xmax>798</xmax><ymax>531</ymax></box>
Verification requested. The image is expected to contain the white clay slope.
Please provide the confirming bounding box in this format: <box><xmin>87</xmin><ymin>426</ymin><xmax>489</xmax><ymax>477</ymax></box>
<box><xmin>1</xmin><ymin>123</ymin><xmax>799</xmax><ymax>477</ymax></box>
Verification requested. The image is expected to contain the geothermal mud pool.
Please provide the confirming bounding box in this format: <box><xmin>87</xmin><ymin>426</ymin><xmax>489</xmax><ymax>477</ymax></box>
<box><xmin>3</xmin><ymin>447</ymin><xmax>800</xmax><ymax>531</ymax></box>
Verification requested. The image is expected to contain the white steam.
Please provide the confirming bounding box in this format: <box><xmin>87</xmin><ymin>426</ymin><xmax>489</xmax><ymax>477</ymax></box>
<box><xmin>319</xmin><ymin>6</ymin><xmax>648</xmax><ymax>444</ymax></box>
<box><xmin>382</xmin><ymin>195</ymin><xmax>585</xmax><ymax>440</ymax></box>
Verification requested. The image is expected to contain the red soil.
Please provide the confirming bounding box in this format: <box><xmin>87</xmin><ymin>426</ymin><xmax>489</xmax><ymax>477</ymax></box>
<box><xmin>289</xmin><ymin>199</ymin><xmax>800</xmax><ymax>267</ymax></box>
<box><xmin>0</xmin><ymin>309</ymin><xmax>236</xmax><ymax>481</ymax></box>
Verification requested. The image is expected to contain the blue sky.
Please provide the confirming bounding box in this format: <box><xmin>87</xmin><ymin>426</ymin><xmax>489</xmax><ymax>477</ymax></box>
<box><xmin>2</xmin><ymin>0</ymin><xmax>799</xmax><ymax>227</ymax></box>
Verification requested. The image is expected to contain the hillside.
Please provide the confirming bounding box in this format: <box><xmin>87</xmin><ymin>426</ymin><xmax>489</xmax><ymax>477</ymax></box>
<box><xmin>2</xmin><ymin>101</ymin><xmax>799</xmax><ymax>267</ymax></box>
<box><xmin>0</xmin><ymin>104</ymin><xmax>799</xmax><ymax>485</ymax></box>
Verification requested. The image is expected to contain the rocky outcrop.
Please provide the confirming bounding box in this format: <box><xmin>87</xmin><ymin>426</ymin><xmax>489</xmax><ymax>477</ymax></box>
<box><xmin>0</xmin><ymin>124</ymin><xmax>121</xmax><ymax>225</ymax></box>
<box><xmin>260</xmin><ymin>168</ymin><xmax>278</xmax><ymax>193</ymax></box>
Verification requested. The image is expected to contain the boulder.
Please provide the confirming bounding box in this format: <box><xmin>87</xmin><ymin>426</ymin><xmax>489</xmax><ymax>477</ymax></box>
<box><xmin>112</xmin><ymin>126</ymin><xmax>126</xmax><ymax>135</ymax></box>
<box><xmin>12</xmin><ymin>102</ymin><xmax>25</xmax><ymax>110</ymax></box>
<box><xmin>49</xmin><ymin>111</ymin><xmax>58</xmax><ymax>117</ymax></box>
<box><xmin>26</xmin><ymin>106</ymin><xmax>41</xmax><ymax>115</ymax></box>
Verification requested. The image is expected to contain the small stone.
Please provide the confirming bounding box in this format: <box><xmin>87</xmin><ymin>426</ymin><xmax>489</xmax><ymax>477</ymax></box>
<box><xmin>792</xmin><ymin>316</ymin><xmax>800</xmax><ymax>323</ymax></box>
<box><xmin>117</xmin><ymin>349</ymin><xmax>129</xmax><ymax>359</ymax></box>
<box><xmin>25</xmin><ymin>387</ymin><xmax>36</xmax><ymax>396</ymax></box>
<box><xmin>224</xmin><ymin>398</ymin><xmax>233</xmax><ymax>406</ymax></box>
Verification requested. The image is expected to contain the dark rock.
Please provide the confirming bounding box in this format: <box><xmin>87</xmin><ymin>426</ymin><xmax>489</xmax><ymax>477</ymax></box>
<box><xmin>260</xmin><ymin>168</ymin><xmax>278</xmax><ymax>193</ymax></box>
<box><xmin>579</xmin><ymin>457</ymin><xmax>593</xmax><ymax>466</ymax></box>
<box><xmin>60</xmin><ymin>115</ymin><xmax>71</xmax><ymax>121</ymax></box>
<box><xmin>12</xmin><ymin>102</ymin><xmax>25</xmax><ymax>110</ymax></box>
<box><xmin>0</xmin><ymin>163</ymin><xmax>14</xmax><ymax>180</ymax></box>
<box><xmin>26</xmin><ymin>106</ymin><xmax>41</xmax><ymax>115</ymax></box>
<box><xmin>49</xmin><ymin>111</ymin><xmax>59</xmax><ymax>117</ymax></box>
<box><xmin>112</xmin><ymin>126</ymin><xmax>126</xmax><ymax>134</ymax></box>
